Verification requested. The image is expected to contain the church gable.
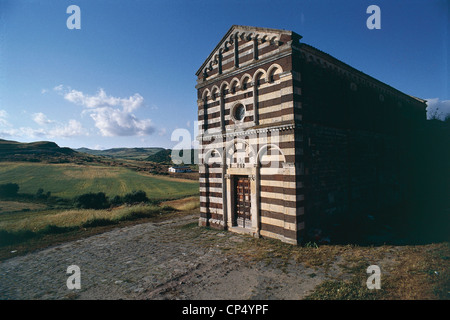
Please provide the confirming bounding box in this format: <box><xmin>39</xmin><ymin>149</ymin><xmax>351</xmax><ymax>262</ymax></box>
<box><xmin>196</xmin><ymin>25</ymin><xmax>301</xmax><ymax>82</ymax></box>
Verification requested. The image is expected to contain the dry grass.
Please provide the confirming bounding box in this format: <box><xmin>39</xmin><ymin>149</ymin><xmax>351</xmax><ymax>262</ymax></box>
<box><xmin>0</xmin><ymin>203</ymin><xmax>172</xmax><ymax>233</ymax></box>
<box><xmin>0</xmin><ymin>200</ymin><xmax>47</xmax><ymax>213</ymax></box>
<box><xmin>228</xmin><ymin>236</ymin><xmax>449</xmax><ymax>299</ymax></box>
<box><xmin>58</xmin><ymin>164</ymin><xmax>122</xmax><ymax>179</ymax></box>
<box><xmin>0</xmin><ymin>197</ymin><xmax>200</xmax><ymax>251</ymax></box>
<box><xmin>379</xmin><ymin>244</ymin><xmax>450</xmax><ymax>299</ymax></box>
<box><xmin>161</xmin><ymin>196</ymin><xmax>200</xmax><ymax>211</ymax></box>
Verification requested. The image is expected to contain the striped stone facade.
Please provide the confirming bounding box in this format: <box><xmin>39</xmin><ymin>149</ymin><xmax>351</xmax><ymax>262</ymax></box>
<box><xmin>195</xmin><ymin>25</ymin><xmax>426</xmax><ymax>245</ymax></box>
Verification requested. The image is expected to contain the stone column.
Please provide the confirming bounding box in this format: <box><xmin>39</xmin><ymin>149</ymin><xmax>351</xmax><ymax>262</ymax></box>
<box><xmin>218</xmin><ymin>52</ymin><xmax>223</xmax><ymax>75</ymax></box>
<box><xmin>254</xmin><ymin>163</ymin><xmax>261</xmax><ymax>238</ymax></box>
<box><xmin>253</xmin><ymin>37</ymin><xmax>259</xmax><ymax>60</ymax></box>
<box><xmin>224</xmin><ymin>173</ymin><xmax>232</xmax><ymax>228</ymax></box>
<box><xmin>234</xmin><ymin>34</ymin><xmax>239</xmax><ymax>68</ymax></box>
<box><xmin>221</xmin><ymin>161</ymin><xmax>228</xmax><ymax>229</ymax></box>
<box><xmin>219</xmin><ymin>92</ymin><xmax>225</xmax><ymax>132</ymax></box>
<box><xmin>252</xmin><ymin>82</ymin><xmax>259</xmax><ymax>126</ymax></box>
<box><xmin>198</xmin><ymin>163</ymin><xmax>210</xmax><ymax>227</ymax></box>
<box><xmin>204</xmin><ymin>163</ymin><xmax>210</xmax><ymax>226</ymax></box>
<box><xmin>203</xmin><ymin>98</ymin><xmax>208</xmax><ymax>132</ymax></box>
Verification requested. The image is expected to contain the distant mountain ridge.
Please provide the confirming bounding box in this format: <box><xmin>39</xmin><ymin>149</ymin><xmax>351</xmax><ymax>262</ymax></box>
<box><xmin>147</xmin><ymin>148</ymin><xmax>198</xmax><ymax>165</ymax></box>
<box><xmin>0</xmin><ymin>138</ymin><xmax>197</xmax><ymax>165</ymax></box>
<box><xmin>76</xmin><ymin>147</ymin><xmax>165</xmax><ymax>160</ymax></box>
<box><xmin>145</xmin><ymin>149</ymin><xmax>173</xmax><ymax>164</ymax></box>
<box><xmin>0</xmin><ymin>139</ymin><xmax>75</xmax><ymax>156</ymax></box>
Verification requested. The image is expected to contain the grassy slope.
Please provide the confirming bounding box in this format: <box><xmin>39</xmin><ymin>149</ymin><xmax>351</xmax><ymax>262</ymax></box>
<box><xmin>0</xmin><ymin>205</ymin><xmax>196</xmax><ymax>261</ymax></box>
<box><xmin>76</xmin><ymin>147</ymin><xmax>164</xmax><ymax>160</ymax></box>
<box><xmin>0</xmin><ymin>162</ymin><xmax>198</xmax><ymax>200</ymax></box>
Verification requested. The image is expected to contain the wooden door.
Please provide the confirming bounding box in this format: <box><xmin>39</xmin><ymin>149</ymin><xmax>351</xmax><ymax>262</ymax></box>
<box><xmin>234</xmin><ymin>176</ymin><xmax>251</xmax><ymax>228</ymax></box>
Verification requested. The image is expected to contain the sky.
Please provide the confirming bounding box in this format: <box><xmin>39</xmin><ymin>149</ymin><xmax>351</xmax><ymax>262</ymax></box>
<box><xmin>0</xmin><ymin>0</ymin><xmax>448</xmax><ymax>150</ymax></box>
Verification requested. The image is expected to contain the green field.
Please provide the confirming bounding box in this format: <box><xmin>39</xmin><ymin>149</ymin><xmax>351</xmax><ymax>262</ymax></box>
<box><xmin>0</xmin><ymin>162</ymin><xmax>199</xmax><ymax>200</ymax></box>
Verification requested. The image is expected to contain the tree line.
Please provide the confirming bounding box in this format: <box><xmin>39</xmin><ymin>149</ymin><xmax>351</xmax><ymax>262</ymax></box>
<box><xmin>74</xmin><ymin>190</ymin><xmax>152</xmax><ymax>209</ymax></box>
<box><xmin>0</xmin><ymin>183</ymin><xmax>154</xmax><ymax>210</ymax></box>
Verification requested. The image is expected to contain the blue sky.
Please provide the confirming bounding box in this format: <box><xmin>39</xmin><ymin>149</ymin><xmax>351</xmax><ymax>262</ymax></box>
<box><xmin>0</xmin><ymin>0</ymin><xmax>448</xmax><ymax>149</ymax></box>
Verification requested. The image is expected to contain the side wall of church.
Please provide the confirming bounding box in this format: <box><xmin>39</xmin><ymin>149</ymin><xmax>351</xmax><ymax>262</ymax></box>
<box><xmin>292</xmin><ymin>46</ymin><xmax>426</xmax><ymax>242</ymax></box>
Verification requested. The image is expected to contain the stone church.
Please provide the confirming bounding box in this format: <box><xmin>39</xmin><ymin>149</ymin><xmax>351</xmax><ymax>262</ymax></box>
<box><xmin>195</xmin><ymin>25</ymin><xmax>426</xmax><ymax>245</ymax></box>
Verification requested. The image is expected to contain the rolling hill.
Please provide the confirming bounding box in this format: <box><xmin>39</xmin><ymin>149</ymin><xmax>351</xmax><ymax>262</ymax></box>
<box><xmin>146</xmin><ymin>148</ymin><xmax>198</xmax><ymax>165</ymax></box>
<box><xmin>0</xmin><ymin>139</ymin><xmax>75</xmax><ymax>156</ymax></box>
<box><xmin>0</xmin><ymin>139</ymin><xmax>167</xmax><ymax>164</ymax></box>
<box><xmin>145</xmin><ymin>149</ymin><xmax>173</xmax><ymax>164</ymax></box>
<box><xmin>0</xmin><ymin>139</ymin><xmax>198</xmax><ymax>178</ymax></box>
<box><xmin>0</xmin><ymin>139</ymin><xmax>81</xmax><ymax>163</ymax></box>
<box><xmin>76</xmin><ymin>147</ymin><xmax>164</xmax><ymax>160</ymax></box>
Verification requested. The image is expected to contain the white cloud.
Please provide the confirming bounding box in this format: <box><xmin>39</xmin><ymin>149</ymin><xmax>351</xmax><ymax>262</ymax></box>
<box><xmin>0</xmin><ymin>110</ymin><xmax>11</xmax><ymax>127</ymax></box>
<box><xmin>0</xmin><ymin>127</ymin><xmax>46</xmax><ymax>139</ymax></box>
<box><xmin>0</xmin><ymin>121</ymin><xmax>86</xmax><ymax>139</ymax></box>
<box><xmin>32</xmin><ymin>112</ymin><xmax>55</xmax><ymax>126</ymax></box>
<box><xmin>57</xmin><ymin>86</ymin><xmax>154</xmax><ymax>137</ymax></box>
<box><xmin>48</xmin><ymin>120</ymin><xmax>86</xmax><ymax>138</ymax></box>
<box><xmin>93</xmin><ymin>145</ymin><xmax>105</xmax><ymax>150</ymax></box>
<box><xmin>64</xmin><ymin>88</ymin><xmax>144</xmax><ymax>112</ymax></box>
<box><xmin>88</xmin><ymin>107</ymin><xmax>154</xmax><ymax>137</ymax></box>
<box><xmin>426</xmin><ymin>98</ymin><xmax>450</xmax><ymax>120</ymax></box>
<box><xmin>30</xmin><ymin>112</ymin><xmax>86</xmax><ymax>138</ymax></box>
<box><xmin>53</xmin><ymin>84</ymin><xmax>64</xmax><ymax>92</ymax></box>
<box><xmin>0</xmin><ymin>110</ymin><xmax>87</xmax><ymax>140</ymax></box>
<box><xmin>0</xmin><ymin>111</ymin><xmax>16</xmax><ymax>138</ymax></box>
<box><xmin>19</xmin><ymin>127</ymin><xmax>47</xmax><ymax>138</ymax></box>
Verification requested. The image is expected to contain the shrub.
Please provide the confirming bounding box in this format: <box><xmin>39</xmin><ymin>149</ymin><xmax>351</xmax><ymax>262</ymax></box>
<box><xmin>81</xmin><ymin>218</ymin><xmax>118</xmax><ymax>228</ymax></box>
<box><xmin>0</xmin><ymin>229</ymin><xmax>35</xmax><ymax>246</ymax></box>
<box><xmin>0</xmin><ymin>183</ymin><xmax>19</xmax><ymax>198</ymax></box>
<box><xmin>35</xmin><ymin>188</ymin><xmax>51</xmax><ymax>200</ymax></box>
<box><xmin>110</xmin><ymin>195</ymin><xmax>124</xmax><ymax>206</ymax></box>
<box><xmin>123</xmin><ymin>190</ymin><xmax>148</xmax><ymax>204</ymax></box>
<box><xmin>36</xmin><ymin>188</ymin><xmax>44</xmax><ymax>198</ymax></box>
<box><xmin>38</xmin><ymin>225</ymin><xmax>76</xmax><ymax>235</ymax></box>
<box><xmin>74</xmin><ymin>192</ymin><xmax>109</xmax><ymax>209</ymax></box>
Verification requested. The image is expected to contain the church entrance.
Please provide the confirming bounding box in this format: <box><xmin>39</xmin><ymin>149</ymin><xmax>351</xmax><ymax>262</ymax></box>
<box><xmin>233</xmin><ymin>176</ymin><xmax>251</xmax><ymax>228</ymax></box>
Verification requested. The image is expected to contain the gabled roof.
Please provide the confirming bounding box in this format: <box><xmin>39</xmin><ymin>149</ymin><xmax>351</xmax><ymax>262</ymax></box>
<box><xmin>195</xmin><ymin>25</ymin><xmax>301</xmax><ymax>76</ymax></box>
<box><xmin>298</xmin><ymin>42</ymin><xmax>427</xmax><ymax>108</ymax></box>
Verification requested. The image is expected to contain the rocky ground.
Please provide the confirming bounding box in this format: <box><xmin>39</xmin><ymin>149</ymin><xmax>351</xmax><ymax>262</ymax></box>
<box><xmin>0</xmin><ymin>214</ymin><xmax>447</xmax><ymax>300</ymax></box>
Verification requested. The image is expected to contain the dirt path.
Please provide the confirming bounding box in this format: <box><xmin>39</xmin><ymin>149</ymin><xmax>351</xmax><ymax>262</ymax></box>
<box><xmin>0</xmin><ymin>214</ymin><xmax>446</xmax><ymax>300</ymax></box>
<box><xmin>0</xmin><ymin>214</ymin><xmax>322</xmax><ymax>300</ymax></box>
